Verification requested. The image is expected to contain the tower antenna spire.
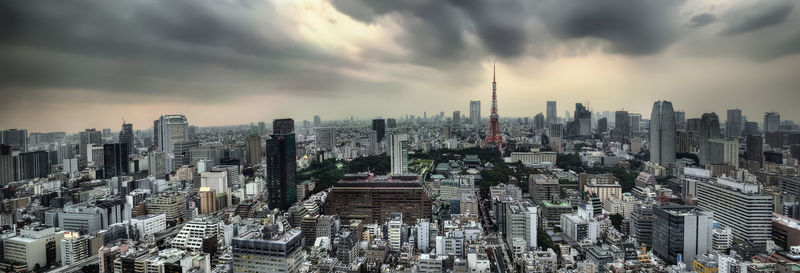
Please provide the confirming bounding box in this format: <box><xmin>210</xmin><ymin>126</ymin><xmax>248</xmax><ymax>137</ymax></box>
<box><xmin>493</xmin><ymin>59</ymin><xmax>496</xmax><ymax>82</ymax></box>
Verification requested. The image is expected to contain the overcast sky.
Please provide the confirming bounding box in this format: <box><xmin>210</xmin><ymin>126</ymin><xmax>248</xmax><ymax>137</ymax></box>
<box><xmin>1</xmin><ymin>0</ymin><xmax>799</xmax><ymax>133</ymax></box>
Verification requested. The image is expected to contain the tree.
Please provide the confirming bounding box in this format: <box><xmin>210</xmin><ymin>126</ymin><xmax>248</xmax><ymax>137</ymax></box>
<box><xmin>609</xmin><ymin>213</ymin><xmax>624</xmax><ymax>230</ymax></box>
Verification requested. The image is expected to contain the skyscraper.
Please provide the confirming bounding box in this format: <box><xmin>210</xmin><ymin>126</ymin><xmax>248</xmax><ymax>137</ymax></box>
<box><xmin>245</xmin><ymin>134</ymin><xmax>261</xmax><ymax>166</ymax></box>
<box><xmin>156</xmin><ymin>114</ymin><xmax>189</xmax><ymax>173</ymax></box>
<box><xmin>546</xmin><ymin>101</ymin><xmax>557</xmax><ymax>125</ymax></box>
<box><xmin>103</xmin><ymin>143</ymin><xmax>129</xmax><ymax>180</ymax></box>
<box><xmin>266</xmin><ymin>125</ymin><xmax>297</xmax><ymax>210</ymax></box>
<box><xmin>79</xmin><ymin>128</ymin><xmax>102</xmax><ymax>159</ymax></box>
<box><xmin>764</xmin><ymin>112</ymin><xmax>780</xmax><ymax>133</ymax></box>
<box><xmin>273</xmin><ymin>118</ymin><xmax>295</xmax><ymax>135</ymax></box>
<box><xmin>452</xmin><ymin>111</ymin><xmax>460</xmax><ymax>124</ymax></box>
<box><xmin>119</xmin><ymin>122</ymin><xmax>134</xmax><ymax>154</ymax></box>
<box><xmin>0</xmin><ymin>129</ymin><xmax>28</xmax><ymax>152</ymax></box>
<box><xmin>469</xmin><ymin>100</ymin><xmax>481</xmax><ymax>124</ymax></box>
<box><xmin>650</xmin><ymin>101</ymin><xmax>676</xmax><ymax>166</ymax></box>
<box><xmin>313</xmin><ymin>115</ymin><xmax>321</xmax><ymax>127</ymax></box>
<box><xmin>391</xmin><ymin>133</ymin><xmax>409</xmax><ymax>175</ymax></box>
<box><xmin>746</xmin><ymin>135</ymin><xmax>763</xmax><ymax>165</ymax></box>
<box><xmin>614</xmin><ymin>111</ymin><xmax>630</xmax><ymax>143</ymax></box>
<box><xmin>699</xmin><ymin>113</ymin><xmax>721</xmax><ymax>166</ymax></box>
<box><xmin>674</xmin><ymin>111</ymin><xmax>686</xmax><ymax>130</ymax></box>
<box><xmin>483</xmin><ymin>62</ymin><xmax>504</xmax><ymax>148</ymax></box>
<box><xmin>386</xmin><ymin>118</ymin><xmax>397</xmax><ymax>129</ymax></box>
<box><xmin>315</xmin><ymin>127</ymin><xmax>335</xmax><ymax>151</ymax></box>
<box><xmin>726</xmin><ymin>109</ymin><xmax>742</xmax><ymax>139</ymax></box>
<box><xmin>574</xmin><ymin>103</ymin><xmax>591</xmax><ymax>136</ymax></box>
<box><xmin>629</xmin><ymin>113</ymin><xmax>642</xmax><ymax>134</ymax></box>
<box><xmin>534</xmin><ymin>113</ymin><xmax>545</xmax><ymax>130</ymax></box>
<box><xmin>597</xmin><ymin>117</ymin><xmax>607</xmax><ymax>134</ymax></box>
<box><xmin>372</xmin><ymin>119</ymin><xmax>386</xmax><ymax>143</ymax></box>
<box><xmin>652</xmin><ymin>206</ymin><xmax>713</xmax><ymax>265</ymax></box>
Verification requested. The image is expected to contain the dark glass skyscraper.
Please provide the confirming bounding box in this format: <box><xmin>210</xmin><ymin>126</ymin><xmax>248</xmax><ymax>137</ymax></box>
<box><xmin>614</xmin><ymin>111</ymin><xmax>630</xmax><ymax>143</ymax></box>
<box><xmin>650</xmin><ymin>100</ymin><xmax>676</xmax><ymax>166</ymax></box>
<box><xmin>103</xmin><ymin>143</ymin><xmax>130</xmax><ymax>179</ymax></box>
<box><xmin>273</xmin><ymin>118</ymin><xmax>295</xmax><ymax>135</ymax></box>
<box><xmin>119</xmin><ymin>123</ymin><xmax>134</xmax><ymax>154</ymax></box>
<box><xmin>372</xmin><ymin>119</ymin><xmax>386</xmax><ymax>143</ymax></box>
<box><xmin>266</xmin><ymin>128</ymin><xmax>297</xmax><ymax>210</ymax></box>
<box><xmin>699</xmin><ymin>113</ymin><xmax>721</xmax><ymax>166</ymax></box>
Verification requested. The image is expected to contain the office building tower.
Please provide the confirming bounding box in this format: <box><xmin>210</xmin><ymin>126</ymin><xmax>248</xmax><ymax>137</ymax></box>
<box><xmin>146</xmin><ymin>191</ymin><xmax>187</xmax><ymax>226</ymax></box>
<box><xmin>103</xmin><ymin>143</ymin><xmax>129</xmax><ymax>180</ymax></box>
<box><xmin>0</xmin><ymin>144</ymin><xmax>13</xmax><ymax>184</ymax></box>
<box><xmin>597</xmin><ymin>117</ymin><xmax>607</xmax><ymax>134</ymax></box>
<box><xmin>630</xmin><ymin>113</ymin><xmax>642</xmax><ymax>133</ymax></box>
<box><xmin>532</xmin><ymin>113</ymin><xmax>545</xmax><ymax>130</ymax></box>
<box><xmin>386</xmin><ymin>118</ymin><xmax>397</xmax><ymax>129</ymax></box>
<box><xmin>172</xmin><ymin>218</ymin><xmax>220</xmax><ymax>252</ymax></box>
<box><xmin>546</xmin><ymin>101</ymin><xmax>557</xmax><ymax>125</ymax></box>
<box><xmin>614</xmin><ymin>111</ymin><xmax>630</xmax><ymax>142</ymax></box>
<box><xmin>119</xmin><ymin>123</ymin><xmax>134</xmax><ymax>154</ymax></box>
<box><xmin>79</xmin><ymin>128</ymin><xmax>102</xmax><ymax>159</ymax></box>
<box><xmin>273</xmin><ymin>118</ymin><xmax>295</xmax><ymax>135</ymax></box>
<box><xmin>698</xmin><ymin>113</ymin><xmax>721</xmax><ymax>166</ymax></box>
<box><xmin>19</xmin><ymin>150</ymin><xmax>49</xmax><ymax>180</ymax></box>
<box><xmin>372</xmin><ymin>119</ymin><xmax>386</xmax><ymax>143</ymax></box>
<box><xmin>368</xmin><ymin>130</ymin><xmax>378</xmax><ymax>155</ymax></box>
<box><xmin>0</xmin><ymin>129</ymin><xmax>28</xmax><ymax>152</ymax></box>
<box><xmin>245</xmin><ymin>134</ymin><xmax>261</xmax><ymax>166</ymax></box>
<box><xmin>530</xmin><ymin>174</ymin><xmax>560</xmax><ymax>203</ymax></box>
<box><xmin>3</xmin><ymin>227</ymin><xmax>65</xmax><ymax>271</ymax></box>
<box><xmin>695</xmin><ymin>178</ymin><xmax>772</xmax><ymax>247</ymax></box>
<box><xmin>746</xmin><ymin>135</ymin><xmax>764</xmax><ymax>164</ymax></box>
<box><xmin>391</xmin><ymin>133</ymin><xmax>409</xmax><ymax>175</ymax></box>
<box><xmin>156</xmin><ymin>114</ymin><xmax>189</xmax><ymax>173</ymax></box>
<box><xmin>258</xmin><ymin>121</ymin><xmax>267</xmax><ymax>136</ymax></box>
<box><xmin>708</xmin><ymin>139</ymin><xmax>738</xmax><ymax>167</ymax></box>
<box><xmin>198</xmin><ymin>187</ymin><xmax>218</xmax><ymax>215</ymax></box>
<box><xmin>483</xmin><ymin>63</ymin><xmax>504</xmax><ymax>148</ymax></box>
<box><xmin>232</xmin><ymin>227</ymin><xmax>303</xmax><ymax>273</ymax></box>
<box><xmin>675</xmin><ymin>111</ymin><xmax>686</xmax><ymax>130</ymax></box>
<box><xmin>650</xmin><ymin>101</ymin><xmax>676</xmax><ymax>166</ymax></box>
<box><xmin>148</xmin><ymin>150</ymin><xmax>165</xmax><ymax>178</ymax></box>
<box><xmin>266</xmin><ymin>133</ymin><xmax>297</xmax><ymax>210</ymax></box>
<box><xmin>764</xmin><ymin>112</ymin><xmax>781</xmax><ymax>133</ymax></box>
<box><xmin>388</xmin><ymin>213</ymin><xmax>403</xmax><ymax>250</ymax></box>
<box><xmin>505</xmin><ymin>202</ymin><xmax>538</xmax><ymax>250</ymax></box>
<box><xmin>726</xmin><ymin>109</ymin><xmax>742</xmax><ymax>139</ymax></box>
<box><xmin>574</xmin><ymin>103</ymin><xmax>592</xmax><ymax>136</ymax></box>
<box><xmin>313</xmin><ymin>115</ymin><xmax>321</xmax><ymax>127</ymax></box>
<box><xmin>630</xmin><ymin>204</ymin><xmax>654</xmax><ymax>247</ymax></box>
<box><xmin>652</xmin><ymin>206</ymin><xmax>713</xmax><ymax>265</ymax></box>
<box><xmin>325</xmin><ymin>174</ymin><xmax>432</xmax><ymax>225</ymax></box>
<box><xmin>677</xmin><ymin>131</ymin><xmax>692</xmax><ymax>154</ymax></box>
<box><xmin>470</xmin><ymin>100</ymin><xmax>481</xmax><ymax>124</ymax></box>
<box><xmin>315</xmin><ymin>127</ymin><xmax>335</xmax><ymax>151</ymax></box>
<box><xmin>743</xmin><ymin>121</ymin><xmax>759</xmax><ymax>137</ymax></box>
<box><xmin>452</xmin><ymin>111</ymin><xmax>461</xmax><ymax>124</ymax></box>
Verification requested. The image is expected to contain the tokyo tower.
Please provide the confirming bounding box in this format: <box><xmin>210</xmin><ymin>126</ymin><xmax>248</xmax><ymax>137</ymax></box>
<box><xmin>483</xmin><ymin>62</ymin><xmax>504</xmax><ymax>149</ymax></box>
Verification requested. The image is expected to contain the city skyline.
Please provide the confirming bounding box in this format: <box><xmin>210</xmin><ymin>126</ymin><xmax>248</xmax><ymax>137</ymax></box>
<box><xmin>1</xmin><ymin>0</ymin><xmax>800</xmax><ymax>132</ymax></box>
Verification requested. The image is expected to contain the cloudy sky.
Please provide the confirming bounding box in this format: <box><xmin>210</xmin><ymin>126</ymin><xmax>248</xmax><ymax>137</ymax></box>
<box><xmin>1</xmin><ymin>0</ymin><xmax>798</xmax><ymax>133</ymax></box>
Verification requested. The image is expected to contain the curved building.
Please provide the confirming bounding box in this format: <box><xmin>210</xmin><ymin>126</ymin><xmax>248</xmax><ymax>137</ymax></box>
<box><xmin>650</xmin><ymin>101</ymin><xmax>676</xmax><ymax>166</ymax></box>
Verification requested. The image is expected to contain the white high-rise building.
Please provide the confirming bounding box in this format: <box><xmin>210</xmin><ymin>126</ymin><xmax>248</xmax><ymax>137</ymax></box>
<box><xmin>695</xmin><ymin>178</ymin><xmax>772</xmax><ymax>247</ymax></box>
<box><xmin>388</xmin><ymin>213</ymin><xmax>403</xmax><ymax>251</ymax></box>
<box><xmin>391</xmin><ymin>133</ymin><xmax>409</xmax><ymax>175</ymax></box>
<box><xmin>157</xmin><ymin>114</ymin><xmax>189</xmax><ymax>173</ymax></box>
<box><xmin>416</xmin><ymin>219</ymin><xmax>430</xmax><ymax>253</ymax></box>
<box><xmin>200</xmin><ymin>171</ymin><xmax>228</xmax><ymax>194</ymax></box>
<box><xmin>469</xmin><ymin>101</ymin><xmax>481</xmax><ymax>124</ymax></box>
<box><xmin>60</xmin><ymin>231</ymin><xmax>89</xmax><ymax>266</ymax></box>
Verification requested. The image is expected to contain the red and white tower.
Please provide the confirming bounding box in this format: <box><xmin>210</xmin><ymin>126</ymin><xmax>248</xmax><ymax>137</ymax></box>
<box><xmin>483</xmin><ymin>62</ymin><xmax>504</xmax><ymax>149</ymax></box>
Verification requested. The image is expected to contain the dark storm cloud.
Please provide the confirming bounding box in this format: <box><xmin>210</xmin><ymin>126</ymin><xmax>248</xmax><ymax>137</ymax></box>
<box><xmin>688</xmin><ymin>13</ymin><xmax>717</xmax><ymax>28</ymax></box>
<box><xmin>536</xmin><ymin>0</ymin><xmax>683</xmax><ymax>55</ymax></box>
<box><xmin>720</xmin><ymin>1</ymin><xmax>793</xmax><ymax>36</ymax></box>
<box><xmin>0</xmin><ymin>0</ymin><xmax>388</xmax><ymax>100</ymax></box>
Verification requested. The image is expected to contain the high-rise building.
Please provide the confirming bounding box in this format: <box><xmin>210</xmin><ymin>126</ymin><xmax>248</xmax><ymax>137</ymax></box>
<box><xmin>79</xmin><ymin>128</ymin><xmax>102</xmax><ymax>159</ymax></box>
<box><xmin>172</xmin><ymin>218</ymin><xmax>220</xmax><ymax>252</ymax></box>
<box><xmin>198</xmin><ymin>187</ymin><xmax>218</xmax><ymax>215</ymax></box>
<box><xmin>483</xmin><ymin>63</ymin><xmax>504</xmax><ymax>148</ymax></box>
<box><xmin>650</xmin><ymin>101</ymin><xmax>676</xmax><ymax>166</ymax></box>
<box><xmin>18</xmin><ymin>150</ymin><xmax>49</xmax><ymax>180</ymax></box>
<box><xmin>313</xmin><ymin>115</ymin><xmax>321</xmax><ymax>127</ymax></box>
<box><xmin>119</xmin><ymin>123</ymin><xmax>134</xmax><ymax>154</ymax></box>
<box><xmin>674</xmin><ymin>111</ymin><xmax>686</xmax><ymax>130</ymax></box>
<box><xmin>470</xmin><ymin>100</ymin><xmax>481</xmax><ymax>124</ymax></box>
<box><xmin>146</xmin><ymin>191</ymin><xmax>187</xmax><ymax>226</ymax></box>
<box><xmin>629</xmin><ymin>113</ymin><xmax>642</xmax><ymax>134</ymax></box>
<box><xmin>103</xmin><ymin>143</ymin><xmax>129</xmax><ymax>180</ymax></box>
<box><xmin>652</xmin><ymin>206</ymin><xmax>713</xmax><ymax>265</ymax></box>
<box><xmin>699</xmin><ymin>113</ymin><xmax>721</xmax><ymax>166</ymax></box>
<box><xmin>452</xmin><ymin>111</ymin><xmax>461</xmax><ymax>124</ymax></box>
<box><xmin>695</xmin><ymin>178</ymin><xmax>772</xmax><ymax>247</ymax></box>
<box><xmin>266</xmin><ymin>132</ymin><xmax>297</xmax><ymax>210</ymax></box>
<box><xmin>630</xmin><ymin>204</ymin><xmax>654</xmax><ymax>247</ymax></box>
<box><xmin>597</xmin><ymin>117</ymin><xmax>607</xmax><ymax>134</ymax></box>
<box><xmin>746</xmin><ymin>135</ymin><xmax>764</xmax><ymax>165</ymax></box>
<box><xmin>3</xmin><ymin>227</ymin><xmax>65</xmax><ymax>271</ymax></box>
<box><xmin>0</xmin><ymin>129</ymin><xmax>28</xmax><ymax>152</ymax></box>
<box><xmin>156</xmin><ymin>114</ymin><xmax>189</xmax><ymax>173</ymax></box>
<box><xmin>325</xmin><ymin>174</ymin><xmax>432</xmax><ymax>225</ymax></box>
<box><xmin>726</xmin><ymin>109</ymin><xmax>742</xmax><ymax>139</ymax></box>
<box><xmin>505</xmin><ymin>202</ymin><xmax>538</xmax><ymax>250</ymax></box>
<box><xmin>372</xmin><ymin>119</ymin><xmax>386</xmax><ymax>143</ymax></box>
<box><xmin>614</xmin><ymin>111</ymin><xmax>630</xmax><ymax>143</ymax></box>
<box><xmin>0</xmin><ymin>144</ymin><xmax>13</xmax><ymax>185</ymax></box>
<box><xmin>61</xmin><ymin>231</ymin><xmax>89</xmax><ymax>266</ymax></box>
<box><xmin>273</xmin><ymin>118</ymin><xmax>295</xmax><ymax>135</ymax></box>
<box><xmin>764</xmin><ymin>112</ymin><xmax>781</xmax><ymax>133</ymax></box>
<box><xmin>245</xmin><ymin>134</ymin><xmax>261</xmax><ymax>166</ymax></box>
<box><xmin>708</xmin><ymin>138</ymin><xmax>739</xmax><ymax>167</ymax></box>
<box><xmin>386</xmin><ymin>118</ymin><xmax>397</xmax><ymax>129</ymax></box>
<box><xmin>315</xmin><ymin>127</ymin><xmax>335</xmax><ymax>151</ymax></box>
<box><xmin>391</xmin><ymin>133</ymin><xmax>409</xmax><ymax>175</ymax></box>
<box><xmin>546</xmin><ymin>101</ymin><xmax>557</xmax><ymax>125</ymax></box>
<box><xmin>574</xmin><ymin>103</ymin><xmax>592</xmax><ymax>136</ymax></box>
